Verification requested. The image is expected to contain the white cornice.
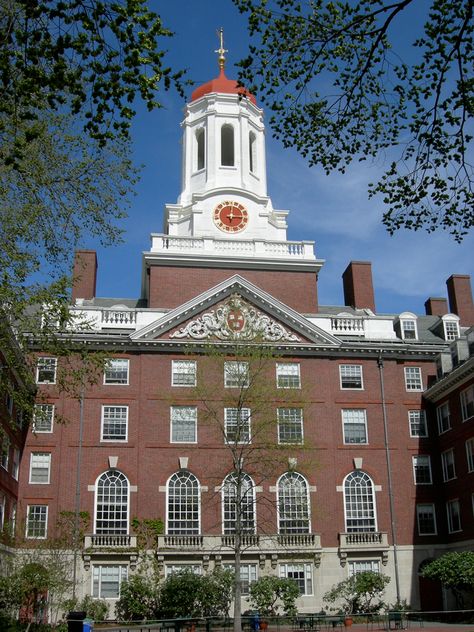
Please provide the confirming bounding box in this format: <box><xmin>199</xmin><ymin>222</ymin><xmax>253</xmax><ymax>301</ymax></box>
<box><xmin>423</xmin><ymin>355</ymin><xmax>474</xmax><ymax>402</ymax></box>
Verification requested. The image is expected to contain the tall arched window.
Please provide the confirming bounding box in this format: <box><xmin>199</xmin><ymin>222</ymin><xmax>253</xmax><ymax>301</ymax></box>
<box><xmin>222</xmin><ymin>472</ymin><xmax>256</xmax><ymax>534</ymax></box>
<box><xmin>221</xmin><ymin>124</ymin><xmax>235</xmax><ymax>166</ymax></box>
<box><xmin>95</xmin><ymin>470</ymin><xmax>129</xmax><ymax>534</ymax></box>
<box><xmin>277</xmin><ymin>472</ymin><xmax>310</xmax><ymax>534</ymax></box>
<box><xmin>167</xmin><ymin>471</ymin><xmax>200</xmax><ymax>534</ymax></box>
<box><xmin>344</xmin><ymin>470</ymin><xmax>376</xmax><ymax>532</ymax></box>
<box><xmin>196</xmin><ymin>128</ymin><xmax>205</xmax><ymax>171</ymax></box>
<box><xmin>249</xmin><ymin>131</ymin><xmax>256</xmax><ymax>173</ymax></box>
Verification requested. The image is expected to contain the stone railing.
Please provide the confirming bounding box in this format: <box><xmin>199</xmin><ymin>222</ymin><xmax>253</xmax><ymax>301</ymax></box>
<box><xmin>84</xmin><ymin>534</ymin><xmax>137</xmax><ymax>548</ymax></box>
<box><xmin>339</xmin><ymin>532</ymin><xmax>388</xmax><ymax>548</ymax></box>
<box><xmin>161</xmin><ymin>535</ymin><xmax>204</xmax><ymax>548</ymax></box>
<box><xmin>277</xmin><ymin>533</ymin><xmax>318</xmax><ymax>548</ymax></box>
<box><xmin>101</xmin><ymin>309</ymin><xmax>137</xmax><ymax>328</ymax></box>
<box><xmin>157</xmin><ymin>533</ymin><xmax>321</xmax><ymax>552</ymax></box>
<box><xmin>221</xmin><ymin>534</ymin><xmax>260</xmax><ymax>548</ymax></box>
<box><xmin>331</xmin><ymin>317</ymin><xmax>365</xmax><ymax>335</ymax></box>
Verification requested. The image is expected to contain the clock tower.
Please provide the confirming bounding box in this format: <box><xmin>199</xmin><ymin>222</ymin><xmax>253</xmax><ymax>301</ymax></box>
<box><xmin>142</xmin><ymin>31</ymin><xmax>324</xmax><ymax>312</ymax></box>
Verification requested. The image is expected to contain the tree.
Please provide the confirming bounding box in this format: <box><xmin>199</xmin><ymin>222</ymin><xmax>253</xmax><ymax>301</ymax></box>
<box><xmin>234</xmin><ymin>0</ymin><xmax>473</xmax><ymax>241</ymax></box>
<box><xmin>115</xmin><ymin>574</ymin><xmax>160</xmax><ymax>621</ymax></box>
<box><xmin>248</xmin><ymin>575</ymin><xmax>300</xmax><ymax>617</ymax></box>
<box><xmin>323</xmin><ymin>571</ymin><xmax>390</xmax><ymax>614</ymax></box>
<box><xmin>421</xmin><ymin>552</ymin><xmax>474</xmax><ymax>608</ymax></box>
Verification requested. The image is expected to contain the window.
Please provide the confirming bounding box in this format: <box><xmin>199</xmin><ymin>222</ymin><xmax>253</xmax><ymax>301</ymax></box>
<box><xmin>104</xmin><ymin>358</ymin><xmax>129</xmax><ymax>385</ymax></box>
<box><xmin>1</xmin><ymin>436</ymin><xmax>10</xmax><ymax>470</ymax></box>
<box><xmin>36</xmin><ymin>357</ymin><xmax>57</xmax><ymax>384</ymax></box>
<box><xmin>401</xmin><ymin>319</ymin><xmax>417</xmax><ymax>340</ymax></box>
<box><xmin>222</xmin><ymin>472</ymin><xmax>256</xmax><ymax>534</ymax></box>
<box><xmin>404</xmin><ymin>367</ymin><xmax>423</xmax><ymax>391</ymax></box>
<box><xmin>342</xmin><ymin>409</ymin><xmax>368</xmax><ymax>444</ymax></box>
<box><xmin>167</xmin><ymin>471</ymin><xmax>200</xmax><ymax>535</ymax></box>
<box><xmin>172</xmin><ymin>360</ymin><xmax>196</xmax><ymax>387</ymax></box>
<box><xmin>466</xmin><ymin>438</ymin><xmax>474</xmax><ymax>472</ymax></box>
<box><xmin>165</xmin><ymin>564</ymin><xmax>202</xmax><ymax>577</ymax></box>
<box><xmin>460</xmin><ymin>385</ymin><xmax>474</xmax><ymax>421</ymax></box>
<box><xmin>443</xmin><ymin>319</ymin><xmax>460</xmax><ymax>341</ymax></box>
<box><xmin>95</xmin><ymin>470</ymin><xmax>129</xmax><ymax>534</ymax></box>
<box><xmin>249</xmin><ymin>131</ymin><xmax>256</xmax><ymax>173</ymax></box>
<box><xmin>348</xmin><ymin>560</ymin><xmax>380</xmax><ymax>576</ymax></box>
<box><xmin>170</xmin><ymin>406</ymin><xmax>197</xmax><ymax>443</ymax></box>
<box><xmin>278</xmin><ymin>472</ymin><xmax>310</xmax><ymax>534</ymax></box>
<box><xmin>0</xmin><ymin>493</ymin><xmax>4</xmax><ymax>530</ymax></box>
<box><xmin>101</xmin><ymin>406</ymin><xmax>128</xmax><ymax>442</ymax></box>
<box><xmin>29</xmin><ymin>452</ymin><xmax>51</xmax><ymax>484</ymax></box>
<box><xmin>225</xmin><ymin>408</ymin><xmax>251</xmax><ymax>443</ymax></box>
<box><xmin>446</xmin><ymin>499</ymin><xmax>461</xmax><ymax>533</ymax></box>
<box><xmin>409</xmin><ymin>410</ymin><xmax>427</xmax><ymax>437</ymax></box>
<box><xmin>276</xmin><ymin>363</ymin><xmax>301</xmax><ymax>389</ymax></box>
<box><xmin>278</xmin><ymin>408</ymin><xmax>304</xmax><ymax>444</ymax></box>
<box><xmin>221</xmin><ymin>124</ymin><xmax>234</xmax><ymax>166</ymax></box>
<box><xmin>5</xmin><ymin>392</ymin><xmax>13</xmax><ymax>415</ymax></box>
<box><xmin>224</xmin><ymin>563</ymin><xmax>257</xmax><ymax>595</ymax></box>
<box><xmin>416</xmin><ymin>504</ymin><xmax>437</xmax><ymax>535</ymax></box>
<box><xmin>412</xmin><ymin>455</ymin><xmax>432</xmax><ymax>485</ymax></box>
<box><xmin>196</xmin><ymin>128</ymin><xmax>205</xmax><ymax>171</ymax></box>
<box><xmin>224</xmin><ymin>361</ymin><xmax>249</xmax><ymax>388</ymax></box>
<box><xmin>436</xmin><ymin>402</ymin><xmax>451</xmax><ymax>434</ymax></box>
<box><xmin>93</xmin><ymin>565</ymin><xmax>128</xmax><ymax>599</ymax></box>
<box><xmin>441</xmin><ymin>449</ymin><xmax>456</xmax><ymax>481</ymax></box>
<box><xmin>12</xmin><ymin>449</ymin><xmax>20</xmax><ymax>480</ymax></box>
<box><xmin>344</xmin><ymin>471</ymin><xmax>377</xmax><ymax>532</ymax></box>
<box><xmin>26</xmin><ymin>505</ymin><xmax>48</xmax><ymax>538</ymax></box>
<box><xmin>33</xmin><ymin>404</ymin><xmax>54</xmax><ymax>433</ymax></box>
<box><xmin>340</xmin><ymin>365</ymin><xmax>363</xmax><ymax>389</ymax></box>
<box><xmin>279</xmin><ymin>563</ymin><xmax>313</xmax><ymax>595</ymax></box>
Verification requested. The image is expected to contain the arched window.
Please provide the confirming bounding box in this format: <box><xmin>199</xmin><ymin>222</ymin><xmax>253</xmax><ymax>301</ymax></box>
<box><xmin>249</xmin><ymin>131</ymin><xmax>256</xmax><ymax>173</ymax></box>
<box><xmin>221</xmin><ymin>124</ymin><xmax>235</xmax><ymax>166</ymax></box>
<box><xmin>196</xmin><ymin>128</ymin><xmax>205</xmax><ymax>171</ymax></box>
<box><xmin>167</xmin><ymin>471</ymin><xmax>200</xmax><ymax>535</ymax></box>
<box><xmin>344</xmin><ymin>470</ymin><xmax>376</xmax><ymax>532</ymax></box>
<box><xmin>95</xmin><ymin>470</ymin><xmax>129</xmax><ymax>534</ymax></box>
<box><xmin>222</xmin><ymin>472</ymin><xmax>256</xmax><ymax>534</ymax></box>
<box><xmin>277</xmin><ymin>472</ymin><xmax>310</xmax><ymax>534</ymax></box>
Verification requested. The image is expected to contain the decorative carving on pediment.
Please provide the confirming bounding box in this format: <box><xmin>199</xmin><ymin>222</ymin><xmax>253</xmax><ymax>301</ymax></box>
<box><xmin>169</xmin><ymin>293</ymin><xmax>300</xmax><ymax>342</ymax></box>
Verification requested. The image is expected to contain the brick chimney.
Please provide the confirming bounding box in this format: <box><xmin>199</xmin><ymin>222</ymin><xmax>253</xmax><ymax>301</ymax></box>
<box><xmin>342</xmin><ymin>261</ymin><xmax>376</xmax><ymax>312</ymax></box>
<box><xmin>71</xmin><ymin>250</ymin><xmax>97</xmax><ymax>302</ymax></box>
<box><xmin>424</xmin><ymin>297</ymin><xmax>448</xmax><ymax>317</ymax></box>
<box><xmin>446</xmin><ymin>274</ymin><xmax>474</xmax><ymax>326</ymax></box>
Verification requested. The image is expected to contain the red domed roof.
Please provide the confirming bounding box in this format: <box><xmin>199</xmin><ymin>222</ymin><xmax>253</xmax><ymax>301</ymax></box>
<box><xmin>191</xmin><ymin>69</ymin><xmax>257</xmax><ymax>105</ymax></box>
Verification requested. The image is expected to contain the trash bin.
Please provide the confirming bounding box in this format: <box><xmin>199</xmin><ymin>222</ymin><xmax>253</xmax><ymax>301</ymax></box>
<box><xmin>83</xmin><ymin>618</ymin><xmax>94</xmax><ymax>632</ymax></box>
<box><xmin>67</xmin><ymin>611</ymin><xmax>86</xmax><ymax>632</ymax></box>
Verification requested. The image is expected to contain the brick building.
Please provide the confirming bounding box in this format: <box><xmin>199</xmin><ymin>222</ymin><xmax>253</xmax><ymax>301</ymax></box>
<box><xmin>16</xmin><ymin>50</ymin><xmax>474</xmax><ymax>615</ymax></box>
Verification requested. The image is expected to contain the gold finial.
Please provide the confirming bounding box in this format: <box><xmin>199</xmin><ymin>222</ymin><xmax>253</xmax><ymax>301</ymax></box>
<box><xmin>215</xmin><ymin>27</ymin><xmax>228</xmax><ymax>71</ymax></box>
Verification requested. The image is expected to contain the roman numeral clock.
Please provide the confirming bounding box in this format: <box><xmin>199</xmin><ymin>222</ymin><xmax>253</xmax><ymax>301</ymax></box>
<box><xmin>213</xmin><ymin>200</ymin><xmax>248</xmax><ymax>233</ymax></box>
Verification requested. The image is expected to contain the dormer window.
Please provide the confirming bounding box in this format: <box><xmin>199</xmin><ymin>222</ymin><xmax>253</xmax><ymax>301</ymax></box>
<box><xmin>442</xmin><ymin>315</ymin><xmax>460</xmax><ymax>341</ymax></box>
<box><xmin>399</xmin><ymin>312</ymin><xmax>418</xmax><ymax>340</ymax></box>
<box><xmin>196</xmin><ymin>128</ymin><xmax>205</xmax><ymax>171</ymax></box>
<box><xmin>221</xmin><ymin>124</ymin><xmax>234</xmax><ymax>166</ymax></box>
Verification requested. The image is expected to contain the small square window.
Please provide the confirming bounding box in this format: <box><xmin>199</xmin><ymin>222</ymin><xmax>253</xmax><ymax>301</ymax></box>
<box><xmin>279</xmin><ymin>563</ymin><xmax>313</xmax><ymax>595</ymax></box>
<box><xmin>436</xmin><ymin>403</ymin><xmax>451</xmax><ymax>434</ymax></box>
<box><xmin>340</xmin><ymin>365</ymin><xmax>363</xmax><ymax>389</ymax></box>
<box><xmin>172</xmin><ymin>360</ymin><xmax>196</xmax><ymax>387</ymax></box>
<box><xmin>460</xmin><ymin>385</ymin><xmax>474</xmax><ymax>421</ymax></box>
<box><xmin>26</xmin><ymin>505</ymin><xmax>48</xmax><ymax>538</ymax></box>
<box><xmin>36</xmin><ymin>357</ymin><xmax>57</xmax><ymax>384</ymax></box>
<box><xmin>171</xmin><ymin>406</ymin><xmax>197</xmax><ymax>443</ymax></box>
<box><xmin>278</xmin><ymin>408</ymin><xmax>304</xmax><ymax>444</ymax></box>
<box><xmin>342</xmin><ymin>409</ymin><xmax>368</xmax><ymax>444</ymax></box>
<box><xmin>102</xmin><ymin>406</ymin><xmax>128</xmax><ymax>441</ymax></box>
<box><xmin>441</xmin><ymin>449</ymin><xmax>456</xmax><ymax>481</ymax></box>
<box><xmin>416</xmin><ymin>504</ymin><xmax>437</xmax><ymax>535</ymax></box>
<box><xmin>104</xmin><ymin>359</ymin><xmax>129</xmax><ymax>385</ymax></box>
<box><xmin>446</xmin><ymin>499</ymin><xmax>461</xmax><ymax>533</ymax></box>
<box><xmin>466</xmin><ymin>438</ymin><xmax>474</xmax><ymax>473</ymax></box>
<box><xmin>413</xmin><ymin>455</ymin><xmax>432</xmax><ymax>485</ymax></box>
<box><xmin>404</xmin><ymin>367</ymin><xmax>423</xmax><ymax>391</ymax></box>
<box><xmin>29</xmin><ymin>452</ymin><xmax>51</xmax><ymax>484</ymax></box>
<box><xmin>409</xmin><ymin>410</ymin><xmax>427</xmax><ymax>438</ymax></box>
<box><xmin>224</xmin><ymin>362</ymin><xmax>249</xmax><ymax>388</ymax></box>
<box><xmin>401</xmin><ymin>320</ymin><xmax>417</xmax><ymax>340</ymax></box>
<box><xmin>225</xmin><ymin>408</ymin><xmax>251</xmax><ymax>443</ymax></box>
<box><xmin>33</xmin><ymin>404</ymin><xmax>54</xmax><ymax>433</ymax></box>
<box><xmin>276</xmin><ymin>363</ymin><xmax>301</xmax><ymax>389</ymax></box>
<box><xmin>93</xmin><ymin>565</ymin><xmax>128</xmax><ymax>599</ymax></box>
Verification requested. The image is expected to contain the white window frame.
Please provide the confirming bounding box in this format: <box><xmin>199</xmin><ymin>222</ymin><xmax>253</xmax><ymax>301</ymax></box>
<box><xmin>343</xmin><ymin>470</ymin><xmax>377</xmax><ymax>532</ymax></box>
<box><xmin>442</xmin><ymin>316</ymin><xmax>460</xmax><ymax>341</ymax></box>
<box><xmin>278</xmin><ymin>408</ymin><xmax>304</xmax><ymax>444</ymax></box>
<box><xmin>279</xmin><ymin>563</ymin><xmax>313</xmax><ymax>596</ymax></box>
<box><xmin>172</xmin><ymin>360</ymin><xmax>197</xmax><ymax>387</ymax></box>
<box><xmin>33</xmin><ymin>404</ymin><xmax>54</xmax><ymax>433</ymax></box>
<box><xmin>441</xmin><ymin>449</ymin><xmax>456</xmax><ymax>482</ymax></box>
<box><xmin>165</xmin><ymin>564</ymin><xmax>202</xmax><ymax>578</ymax></box>
<box><xmin>416</xmin><ymin>503</ymin><xmax>437</xmax><ymax>535</ymax></box>
<box><xmin>26</xmin><ymin>504</ymin><xmax>48</xmax><ymax>538</ymax></box>
<box><xmin>92</xmin><ymin>565</ymin><xmax>128</xmax><ymax>599</ymax></box>
<box><xmin>401</xmin><ymin>319</ymin><xmax>418</xmax><ymax>340</ymax></box>
<box><xmin>446</xmin><ymin>499</ymin><xmax>462</xmax><ymax>533</ymax></box>
<box><xmin>412</xmin><ymin>455</ymin><xmax>432</xmax><ymax>485</ymax></box>
<box><xmin>222</xmin><ymin>472</ymin><xmax>256</xmax><ymax>535</ymax></box>
<box><xmin>104</xmin><ymin>358</ymin><xmax>129</xmax><ymax>385</ymax></box>
<box><xmin>404</xmin><ymin>367</ymin><xmax>423</xmax><ymax>391</ymax></box>
<box><xmin>276</xmin><ymin>363</ymin><xmax>301</xmax><ymax>389</ymax></box>
<box><xmin>460</xmin><ymin>385</ymin><xmax>474</xmax><ymax>421</ymax></box>
<box><xmin>348</xmin><ymin>560</ymin><xmax>380</xmax><ymax>576</ymax></box>
<box><xmin>277</xmin><ymin>472</ymin><xmax>311</xmax><ymax>534</ymax></box>
<box><xmin>36</xmin><ymin>357</ymin><xmax>57</xmax><ymax>384</ymax></box>
<box><xmin>94</xmin><ymin>470</ymin><xmax>129</xmax><ymax>535</ymax></box>
<box><xmin>166</xmin><ymin>471</ymin><xmax>200</xmax><ymax>535</ymax></box>
<box><xmin>29</xmin><ymin>452</ymin><xmax>51</xmax><ymax>484</ymax></box>
<box><xmin>466</xmin><ymin>438</ymin><xmax>474</xmax><ymax>473</ymax></box>
<box><xmin>101</xmin><ymin>405</ymin><xmax>129</xmax><ymax>442</ymax></box>
<box><xmin>223</xmin><ymin>563</ymin><xmax>257</xmax><ymax>596</ymax></box>
<box><xmin>339</xmin><ymin>364</ymin><xmax>363</xmax><ymax>390</ymax></box>
<box><xmin>409</xmin><ymin>410</ymin><xmax>427</xmax><ymax>438</ymax></box>
<box><xmin>170</xmin><ymin>406</ymin><xmax>197</xmax><ymax>443</ymax></box>
<box><xmin>436</xmin><ymin>402</ymin><xmax>451</xmax><ymax>434</ymax></box>
<box><xmin>224</xmin><ymin>408</ymin><xmax>251</xmax><ymax>444</ymax></box>
<box><xmin>224</xmin><ymin>361</ymin><xmax>249</xmax><ymax>388</ymax></box>
<box><xmin>342</xmin><ymin>409</ymin><xmax>368</xmax><ymax>445</ymax></box>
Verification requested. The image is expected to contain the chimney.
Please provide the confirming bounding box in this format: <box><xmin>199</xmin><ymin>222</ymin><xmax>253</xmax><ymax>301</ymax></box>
<box><xmin>342</xmin><ymin>261</ymin><xmax>376</xmax><ymax>312</ymax></box>
<box><xmin>425</xmin><ymin>297</ymin><xmax>448</xmax><ymax>317</ymax></box>
<box><xmin>446</xmin><ymin>275</ymin><xmax>474</xmax><ymax>326</ymax></box>
<box><xmin>71</xmin><ymin>250</ymin><xmax>97</xmax><ymax>302</ymax></box>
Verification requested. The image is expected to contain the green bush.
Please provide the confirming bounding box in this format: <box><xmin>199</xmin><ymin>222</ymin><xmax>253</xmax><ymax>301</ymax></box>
<box><xmin>115</xmin><ymin>574</ymin><xmax>159</xmax><ymax>621</ymax></box>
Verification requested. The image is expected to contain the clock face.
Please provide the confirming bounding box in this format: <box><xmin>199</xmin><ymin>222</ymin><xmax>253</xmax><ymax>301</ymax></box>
<box><xmin>213</xmin><ymin>201</ymin><xmax>248</xmax><ymax>233</ymax></box>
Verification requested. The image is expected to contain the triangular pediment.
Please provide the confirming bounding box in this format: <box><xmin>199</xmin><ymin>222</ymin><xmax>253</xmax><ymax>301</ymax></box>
<box><xmin>131</xmin><ymin>276</ymin><xmax>341</xmax><ymax>347</ymax></box>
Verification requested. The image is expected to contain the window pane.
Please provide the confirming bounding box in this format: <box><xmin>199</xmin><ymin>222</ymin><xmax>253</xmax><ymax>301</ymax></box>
<box><xmin>172</xmin><ymin>360</ymin><xmax>196</xmax><ymax>386</ymax></box>
<box><xmin>102</xmin><ymin>406</ymin><xmax>128</xmax><ymax>441</ymax></box>
<box><xmin>30</xmin><ymin>453</ymin><xmax>51</xmax><ymax>484</ymax></box>
<box><xmin>409</xmin><ymin>410</ymin><xmax>427</xmax><ymax>437</ymax></box>
<box><xmin>171</xmin><ymin>407</ymin><xmax>197</xmax><ymax>443</ymax></box>
<box><xmin>225</xmin><ymin>408</ymin><xmax>251</xmax><ymax>443</ymax></box>
<box><xmin>222</xmin><ymin>473</ymin><xmax>255</xmax><ymax>534</ymax></box>
<box><xmin>276</xmin><ymin>363</ymin><xmax>300</xmax><ymax>388</ymax></box>
<box><xmin>279</xmin><ymin>563</ymin><xmax>312</xmax><ymax>595</ymax></box>
<box><xmin>36</xmin><ymin>358</ymin><xmax>57</xmax><ymax>384</ymax></box>
<box><xmin>413</xmin><ymin>456</ymin><xmax>432</xmax><ymax>485</ymax></box>
<box><xmin>416</xmin><ymin>504</ymin><xmax>436</xmax><ymax>535</ymax></box>
<box><xmin>104</xmin><ymin>359</ymin><xmax>129</xmax><ymax>384</ymax></box>
<box><xmin>405</xmin><ymin>367</ymin><xmax>422</xmax><ymax>391</ymax></box>
<box><xmin>342</xmin><ymin>409</ymin><xmax>367</xmax><ymax>444</ymax></box>
<box><xmin>33</xmin><ymin>404</ymin><xmax>54</xmax><ymax>432</ymax></box>
<box><xmin>437</xmin><ymin>403</ymin><xmax>451</xmax><ymax>434</ymax></box>
<box><xmin>344</xmin><ymin>471</ymin><xmax>376</xmax><ymax>532</ymax></box>
<box><xmin>278</xmin><ymin>472</ymin><xmax>310</xmax><ymax>534</ymax></box>
<box><xmin>167</xmin><ymin>471</ymin><xmax>200</xmax><ymax>535</ymax></box>
<box><xmin>26</xmin><ymin>505</ymin><xmax>47</xmax><ymax>538</ymax></box>
<box><xmin>224</xmin><ymin>362</ymin><xmax>249</xmax><ymax>388</ymax></box>
<box><xmin>460</xmin><ymin>386</ymin><xmax>474</xmax><ymax>421</ymax></box>
<box><xmin>95</xmin><ymin>470</ymin><xmax>129</xmax><ymax>534</ymax></box>
<box><xmin>278</xmin><ymin>408</ymin><xmax>303</xmax><ymax>444</ymax></box>
<box><xmin>340</xmin><ymin>365</ymin><xmax>363</xmax><ymax>389</ymax></box>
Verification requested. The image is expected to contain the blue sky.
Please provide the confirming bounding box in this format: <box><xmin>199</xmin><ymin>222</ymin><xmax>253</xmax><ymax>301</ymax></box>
<box><xmin>90</xmin><ymin>1</ymin><xmax>474</xmax><ymax>315</ymax></box>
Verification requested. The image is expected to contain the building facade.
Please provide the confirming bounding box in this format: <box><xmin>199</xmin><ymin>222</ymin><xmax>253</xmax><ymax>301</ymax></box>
<box><xmin>16</xmin><ymin>51</ymin><xmax>474</xmax><ymax>616</ymax></box>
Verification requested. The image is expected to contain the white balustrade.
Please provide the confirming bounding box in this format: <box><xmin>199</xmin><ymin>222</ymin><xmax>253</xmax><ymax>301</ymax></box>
<box><xmin>331</xmin><ymin>317</ymin><xmax>365</xmax><ymax>335</ymax></box>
